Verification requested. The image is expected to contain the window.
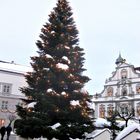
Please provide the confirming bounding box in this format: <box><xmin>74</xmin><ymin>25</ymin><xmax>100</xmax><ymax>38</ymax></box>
<box><xmin>136</xmin><ymin>84</ymin><xmax>140</xmax><ymax>94</ymax></box>
<box><xmin>2</xmin><ymin>84</ymin><xmax>12</xmax><ymax>94</ymax></box>
<box><xmin>121</xmin><ymin>104</ymin><xmax>128</xmax><ymax>115</ymax></box>
<box><xmin>0</xmin><ymin>119</ymin><xmax>5</xmax><ymax>126</ymax></box>
<box><xmin>1</xmin><ymin>101</ymin><xmax>8</xmax><ymax>110</ymax></box>
<box><xmin>121</xmin><ymin>69</ymin><xmax>127</xmax><ymax>79</ymax></box>
<box><xmin>107</xmin><ymin>87</ymin><xmax>113</xmax><ymax>96</ymax></box>
<box><xmin>107</xmin><ymin>104</ymin><xmax>113</xmax><ymax>117</ymax></box>
<box><xmin>137</xmin><ymin>105</ymin><xmax>140</xmax><ymax>116</ymax></box>
<box><xmin>99</xmin><ymin>104</ymin><xmax>105</xmax><ymax>118</ymax></box>
<box><xmin>122</xmin><ymin>87</ymin><xmax>127</xmax><ymax>96</ymax></box>
<box><xmin>121</xmin><ymin>107</ymin><xmax>128</xmax><ymax>115</ymax></box>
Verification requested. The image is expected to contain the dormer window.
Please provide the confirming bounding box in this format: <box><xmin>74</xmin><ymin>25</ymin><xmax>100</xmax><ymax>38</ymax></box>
<box><xmin>121</xmin><ymin>69</ymin><xmax>127</xmax><ymax>79</ymax></box>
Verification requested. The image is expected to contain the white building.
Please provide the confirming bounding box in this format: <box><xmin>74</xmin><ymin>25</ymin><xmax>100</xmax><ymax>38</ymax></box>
<box><xmin>94</xmin><ymin>54</ymin><xmax>140</xmax><ymax>118</ymax></box>
<box><xmin>0</xmin><ymin>61</ymin><xmax>31</xmax><ymax>126</ymax></box>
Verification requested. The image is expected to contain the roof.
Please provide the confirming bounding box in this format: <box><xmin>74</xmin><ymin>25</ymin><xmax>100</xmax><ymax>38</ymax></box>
<box><xmin>86</xmin><ymin>128</ymin><xmax>111</xmax><ymax>139</ymax></box>
<box><xmin>115</xmin><ymin>123</ymin><xmax>140</xmax><ymax>140</ymax></box>
<box><xmin>0</xmin><ymin>61</ymin><xmax>32</xmax><ymax>74</ymax></box>
<box><xmin>115</xmin><ymin>53</ymin><xmax>126</xmax><ymax>65</ymax></box>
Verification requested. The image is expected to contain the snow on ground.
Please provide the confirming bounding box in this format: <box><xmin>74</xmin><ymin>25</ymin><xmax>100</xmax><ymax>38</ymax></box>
<box><xmin>94</xmin><ymin>118</ymin><xmax>110</xmax><ymax>127</ymax></box>
<box><xmin>116</xmin><ymin>119</ymin><xmax>138</xmax><ymax>128</ymax></box>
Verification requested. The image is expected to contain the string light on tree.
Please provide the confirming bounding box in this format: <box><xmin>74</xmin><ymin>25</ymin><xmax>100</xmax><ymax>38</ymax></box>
<box><xmin>15</xmin><ymin>0</ymin><xmax>94</xmax><ymax>139</ymax></box>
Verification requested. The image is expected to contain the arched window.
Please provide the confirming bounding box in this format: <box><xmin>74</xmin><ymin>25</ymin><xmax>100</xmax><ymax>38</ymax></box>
<box><xmin>107</xmin><ymin>104</ymin><xmax>113</xmax><ymax>117</ymax></box>
<box><xmin>136</xmin><ymin>84</ymin><xmax>140</xmax><ymax>94</ymax></box>
<box><xmin>121</xmin><ymin>69</ymin><xmax>127</xmax><ymax>79</ymax></box>
<box><xmin>99</xmin><ymin>104</ymin><xmax>105</xmax><ymax>118</ymax></box>
<box><xmin>107</xmin><ymin>87</ymin><xmax>113</xmax><ymax>96</ymax></box>
<box><xmin>122</xmin><ymin>87</ymin><xmax>127</xmax><ymax>96</ymax></box>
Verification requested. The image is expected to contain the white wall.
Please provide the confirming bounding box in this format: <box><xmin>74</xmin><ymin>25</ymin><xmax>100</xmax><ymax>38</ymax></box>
<box><xmin>0</xmin><ymin>71</ymin><xmax>27</xmax><ymax>96</ymax></box>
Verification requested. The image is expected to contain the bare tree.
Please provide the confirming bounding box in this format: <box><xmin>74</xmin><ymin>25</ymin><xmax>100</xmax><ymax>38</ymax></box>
<box><xmin>116</xmin><ymin>108</ymin><xmax>134</xmax><ymax>127</ymax></box>
<box><xmin>7</xmin><ymin>114</ymin><xmax>16</xmax><ymax>125</ymax></box>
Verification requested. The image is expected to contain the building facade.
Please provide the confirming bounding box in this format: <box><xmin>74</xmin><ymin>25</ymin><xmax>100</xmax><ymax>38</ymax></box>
<box><xmin>0</xmin><ymin>61</ymin><xmax>31</xmax><ymax>126</ymax></box>
<box><xmin>94</xmin><ymin>54</ymin><xmax>140</xmax><ymax>118</ymax></box>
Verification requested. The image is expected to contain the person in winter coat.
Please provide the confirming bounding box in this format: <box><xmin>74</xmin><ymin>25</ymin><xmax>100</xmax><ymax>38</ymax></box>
<box><xmin>6</xmin><ymin>125</ymin><xmax>12</xmax><ymax>140</ymax></box>
<box><xmin>0</xmin><ymin>125</ymin><xmax>6</xmax><ymax>140</ymax></box>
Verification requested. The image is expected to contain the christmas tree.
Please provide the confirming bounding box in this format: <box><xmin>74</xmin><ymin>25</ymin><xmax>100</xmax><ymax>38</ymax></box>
<box><xmin>15</xmin><ymin>0</ymin><xmax>94</xmax><ymax>139</ymax></box>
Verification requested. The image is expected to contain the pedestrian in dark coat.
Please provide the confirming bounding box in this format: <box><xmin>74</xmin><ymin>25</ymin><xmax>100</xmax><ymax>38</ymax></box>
<box><xmin>6</xmin><ymin>125</ymin><xmax>12</xmax><ymax>140</ymax></box>
<box><xmin>0</xmin><ymin>126</ymin><xmax>6</xmax><ymax>140</ymax></box>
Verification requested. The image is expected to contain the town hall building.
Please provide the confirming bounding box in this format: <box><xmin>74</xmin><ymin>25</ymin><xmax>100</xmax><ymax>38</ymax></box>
<box><xmin>94</xmin><ymin>54</ymin><xmax>140</xmax><ymax>118</ymax></box>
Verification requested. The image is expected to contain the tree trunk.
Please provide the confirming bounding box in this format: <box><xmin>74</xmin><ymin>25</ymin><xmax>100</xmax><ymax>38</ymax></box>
<box><xmin>126</xmin><ymin>119</ymin><xmax>128</xmax><ymax>127</ymax></box>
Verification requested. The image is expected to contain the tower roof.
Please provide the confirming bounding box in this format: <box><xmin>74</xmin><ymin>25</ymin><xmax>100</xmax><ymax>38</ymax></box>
<box><xmin>115</xmin><ymin>53</ymin><xmax>125</xmax><ymax>65</ymax></box>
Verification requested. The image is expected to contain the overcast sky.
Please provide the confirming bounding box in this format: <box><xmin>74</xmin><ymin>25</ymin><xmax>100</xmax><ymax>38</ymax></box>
<box><xmin>0</xmin><ymin>0</ymin><xmax>140</xmax><ymax>94</ymax></box>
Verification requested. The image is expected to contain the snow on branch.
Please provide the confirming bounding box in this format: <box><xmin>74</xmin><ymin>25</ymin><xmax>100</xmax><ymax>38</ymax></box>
<box><xmin>61</xmin><ymin>91</ymin><xmax>66</xmax><ymax>95</ymax></box>
<box><xmin>62</xmin><ymin>56</ymin><xmax>71</xmax><ymax>64</ymax></box>
<box><xmin>64</xmin><ymin>45</ymin><xmax>70</xmax><ymax>50</ymax></box>
<box><xmin>47</xmin><ymin>88</ymin><xmax>53</xmax><ymax>92</ymax></box>
<box><xmin>50</xmin><ymin>123</ymin><xmax>61</xmax><ymax>130</ymax></box>
<box><xmin>45</xmin><ymin>54</ymin><xmax>53</xmax><ymax>59</ymax></box>
<box><xmin>43</xmin><ymin>68</ymin><xmax>50</xmax><ymax>71</ymax></box>
<box><xmin>27</xmin><ymin>102</ymin><xmax>37</xmax><ymax>108</ymax></box>
<box><xmin>86</xmin><ymin>101</ymin><xmax>95</xmax><ymax>110</ymax></box>
<box><xmin>70</xmin><ymin>100</ymin><xmax>80</xmax><ymax>106</ymax></box>
<box><xmin>56</xmin><ymin>63</ymin><xmax>69</xmax><ymax>70</ymax></box>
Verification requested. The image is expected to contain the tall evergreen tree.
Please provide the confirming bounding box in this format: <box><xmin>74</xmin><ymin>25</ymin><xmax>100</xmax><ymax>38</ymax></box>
<box><xmin>15</xmin><ymin>0</ymin><xmax>94</xmax><ymax>139</ymax></box>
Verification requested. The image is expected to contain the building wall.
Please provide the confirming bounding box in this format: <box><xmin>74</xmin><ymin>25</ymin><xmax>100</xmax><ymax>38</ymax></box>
<box><xmin>0</xmin><ymin>70</ymin><xmax>26</xmax><ymax>96</ymax></box>
<box><xmin>0</xmin><ymin>62</ymin><xmax>30</xmax><ymax>126</ymax></box>
<box><xmin>94</xmin><ymin>57</ymin><xmax>140</xmax><ymax>118</ymax></box>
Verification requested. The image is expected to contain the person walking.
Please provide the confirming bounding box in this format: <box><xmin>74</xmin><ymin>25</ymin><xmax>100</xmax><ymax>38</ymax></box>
<box><xmin>6</xmin><ymin>125</ymin><xmax>12</xmax><ymax>140</ymax></box>
<box><xmin>0</xmin><ymin>125</ymin><xmax>6</xmax><ymax>140</ymax></box>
